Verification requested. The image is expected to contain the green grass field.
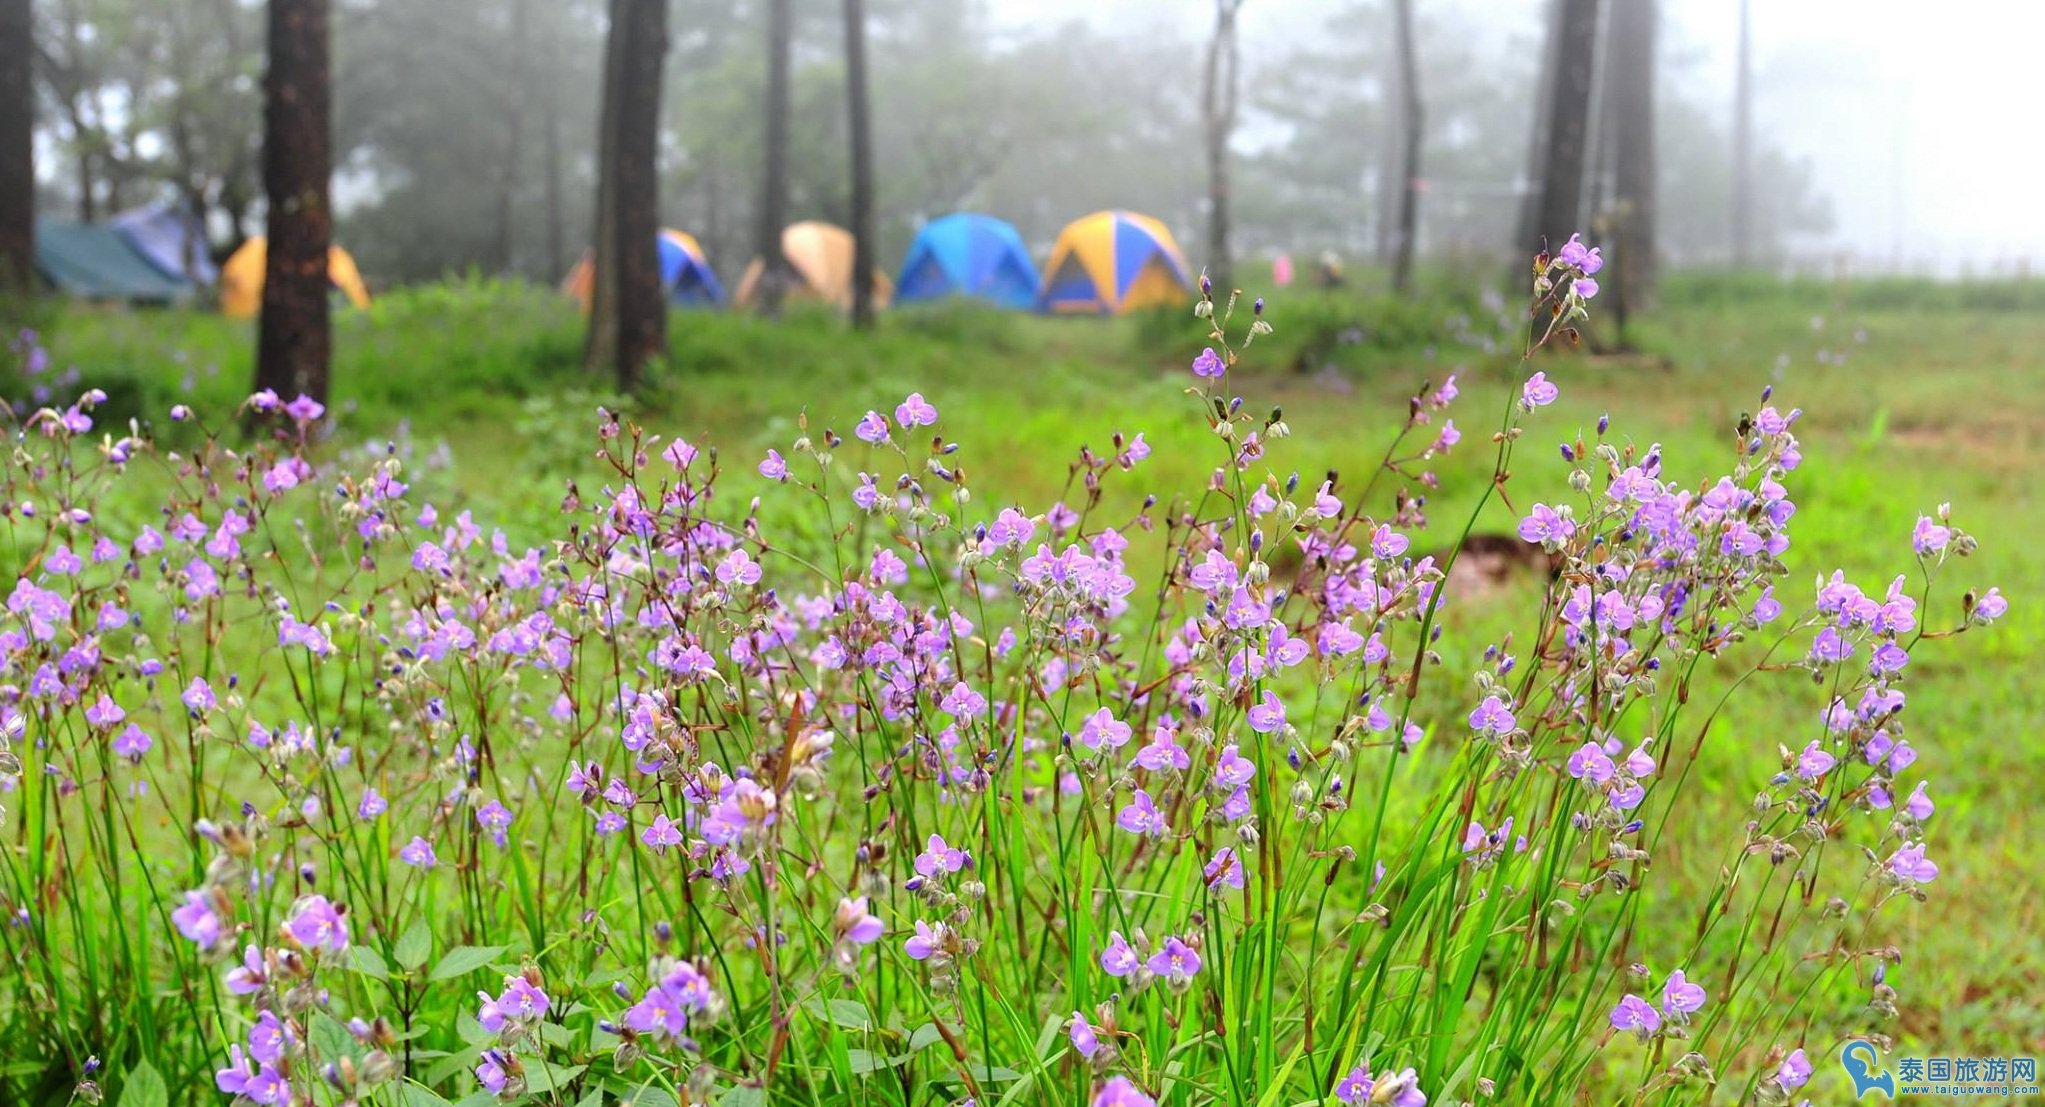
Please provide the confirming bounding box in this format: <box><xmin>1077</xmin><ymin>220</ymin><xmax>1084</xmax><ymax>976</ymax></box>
<box><xmin>10</xmin><ymin>273</ymin><xmax>2043</xmax><ymax>1101</ymax></box>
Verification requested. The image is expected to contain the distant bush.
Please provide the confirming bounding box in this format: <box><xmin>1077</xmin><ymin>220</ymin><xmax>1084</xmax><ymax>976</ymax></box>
<box><xmin>1663</xmin><ymin>271</ymin><xmax>2045</xmax><ymax>314</ymax></box>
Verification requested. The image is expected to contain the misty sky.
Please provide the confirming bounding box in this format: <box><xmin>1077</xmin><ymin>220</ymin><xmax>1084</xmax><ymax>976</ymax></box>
<box><xmin>991</xmin><ymin>0</ymin><xmax>2045</xmax><ymax>272</ymax></box>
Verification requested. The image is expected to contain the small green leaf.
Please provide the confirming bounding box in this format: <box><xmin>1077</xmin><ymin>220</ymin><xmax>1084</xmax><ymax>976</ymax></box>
<box><xmin>907</xmin><ymin>1022</ymin><xmax>945</xmax><ymax>1052</ymax></box>
<box><xmin>428</xmin><ymin>944</ymin><xmax>509</xmax><ymax>982</ymax></box>
<box><xmin>118</xmin><ymin>1060</ymin><xmax>168</xmax><ymax>1107</ymax></box>
<box><xmin>716</xmin><ymin>1088</ymin><xmax>764</xmax><ymax>1107</ymax></box>
<box><xmin>347</xmin><ymin>944</ymin><xmax>390</xmax><ymax>980</ymax></box>
<box><xmin>425</xmin><ymin>1044</ymin><xmax>482</xmax><ymax>1087</ymax></box>
<box><xmin>309</xmin><ymin>1013</ymin><xmax>363</xmax><ymax>1064</ymax></box>
<box><xmin>806</xmin><ymin>997</ymin><xmax>875</xmax><ymax>1031</ymax></box>
<box><xmin>394</xmin><ymin>917</ymin><xmax>433</xmax><ymax>971</ymax></box>
<box><xmin>527</xmin><ymin>1059</ymin><xmax>587</xmax><ymax>1095</ymax></box>
<box><xmin>846</xmin><ymin>1048</ymin><xmax>912</xmax><ymax>1074</ymax></box>
<box><xmin>1254</xmin><ymin>1038</ymin><xmax>1310</xmax><ymax>1107</ymax></box>
<box><xmin>397</xmin><ymin>1084</ymin><xmax>454</xmax><ymax>1107</ymax></box>
<box><xmin>967</xmin><ymin>1064</ymin><xmax>1024</xmax><ymax>1083</ymax></box>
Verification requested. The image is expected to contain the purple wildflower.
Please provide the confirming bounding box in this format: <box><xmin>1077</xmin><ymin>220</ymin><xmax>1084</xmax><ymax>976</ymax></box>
<box><xmin>1093</xmin><ymin>1076</ymin><xmax>1157</xmax><ymax>1107</ymax></box>
<box><xmin>1661</xmin><ymin>970</ymin><xmax>1706</xmax><ymax>1017</ymax></box>
<box><xmin>1146</xmin><ymin>936</ymin><xmax>1201</xmax><ymax>984</ymax></box>
<box><xmin>1100</xmin><ymin>931</ymin><xmax>1139</xmax><ymax>977</ymax></box>
<box><xmin>1246</xmin><ymin>690</ymin><xmax>1288</xmax><ymax>734</ymax></box>
<box><xmin>1610</xmin><ymin>993</ymin><xmax>1661</xmax><ymax>1038</ymax></box>
<box><xmin>1777</xmin><ymin>1049</ymin><xmax>1813</xmax><ymax>1090</ymax></box>
<box><xmin>1887</xmin><ymin>844</ymin><xmax>1939</xmax><ymax>884</ymax></box>
<box><xmin>285</xmin><ymin>895</ymin><xmax>349</xmax><ymax>954</ymax></box>
<box><xmin>1520</xmin><ymin>372</ymin><xmax>1559</xmax><ymax>410</ymax></box>
<box><xmin>914</xmin><ymin>833</ymin><xmax>969</xmax><ymax>878</ymax></box>
<box><xmin>855</xmin><ymin>410</ymin><xmax>890</xmax><ymax>444</ymax></box>
<box><xmin>834</xmin><ymin>896</ymin><xmax>884</xmax><ymax>945</ymax></box>
<box><xmin>894</xmin><ymin>393</ymin><xmax>938</xmax><ymax>427</ymax></box>
<box><xmin>1467</xmin><ymin>695</ymin><xmax>1516</xmax><ymax>736</ymax></box>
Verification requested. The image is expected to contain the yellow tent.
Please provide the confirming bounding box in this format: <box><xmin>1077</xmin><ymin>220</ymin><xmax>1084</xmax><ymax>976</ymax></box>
<box><xmin>1037</xmin><ymin>210</ymin><xmax>1192</xmax><ymax>314</ymax></box>
<box><xmin>219</xmin><ymin>237</ymin><xmax>373</xmax><ymax>319</ymax></box>
<box><xmin>734</xmin><ymin>221</ymin><xmax>893</xmax><ymax>311</ymax></box>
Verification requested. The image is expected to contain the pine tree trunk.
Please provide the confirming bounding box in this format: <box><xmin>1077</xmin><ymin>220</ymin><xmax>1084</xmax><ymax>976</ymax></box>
<box><xmin>1607</xmin><ymin>0</ymin><xmax>1657</xmax><ymax>326</ymax></box>
<box><xmin>584</xmin><ymin>1</ymin><xmax>622</xmax><ymax>374</ymax></box>
<box><xmin>1200</xmin><ymin>0</ymin><xmax>1242</xmax><ymax>295</ymax></box>
<box><xmin>1388</xmin><ymin>0</ymin><xmax>1422</xmax><ymax>294</ymax></box>
<box><xmin>844</xmin><ymin>0</ymin><xmax>875</xmax><ymax>329</ymax></box>
<box><xmin>544</xmin><ymin>67</ymin><xmax>564</xmax><ymax>280</ymax></box>
<box><xmin>1523</xmin><ymin>0</ymin><xmax>1599</xmax><ymax>261</ymax></box>
<box><xmin>255</xmin><ymin>0</ymin><xmax>333</xmax><ymax>409</ymax></box>
<box><xmin>754</xmin><ymin>0</ymin><xmax>793</xmax><ymax>313</ymax></box>
<box><xmin>586</xmin><ymin>0</ymin><xmax>667</xmax><ymax>388</ymax></box>
<box><xmin>493</xmin><ymin>0</ymin><xmax>530</xmax><ymax>276</ymax></box>
<box><xmin>0</xmin><ymin>0</ymin><xmax>34</xmax><ymax>295</ymax></box>
<box><xmin>612</xmin><ymin>0</ymin><xmax>666</xmax><ymax>387</ymax></box>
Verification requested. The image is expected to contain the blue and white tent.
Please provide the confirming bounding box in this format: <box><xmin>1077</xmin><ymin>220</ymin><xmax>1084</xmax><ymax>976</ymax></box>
<box><xmin>111</xmin><ymin>202</ymin><xmax>218</xmax><ymax>285</ymax></box>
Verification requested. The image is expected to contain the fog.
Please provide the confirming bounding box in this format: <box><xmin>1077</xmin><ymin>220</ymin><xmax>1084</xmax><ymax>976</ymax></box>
<box><xmin>1001</xmin><ymin>0</ymin><xmax>2045</xmax><ymax>274</ymax></box>
<box><xmin>27</xmin><ymin>0</ymin><xmax>2044</xmax><ymax>283</ymax></box>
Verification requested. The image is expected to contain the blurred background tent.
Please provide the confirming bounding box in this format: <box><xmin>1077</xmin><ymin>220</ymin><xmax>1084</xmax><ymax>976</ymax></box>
<box><xmin>111</xmin><ymin>203</ymin><xmax>219</xmax><ymax>285</ymax></box>
<box><xmin>561</xmin><ymin>229</ymin><xmax>725</xmax><ymax>311</ymax></box>
<box><xmin>220</xmin><ymin>237</ymin><xmax>373</xmax><ymax>319</ymax></box>
<box><xmin>1038</xmin><ymin>210</ymin><xmax>1191</xmax><ymax>315</ymax></box>
<box><xmin>735</xmin><ymin>221</ymin><xmax>893</xmax><ymax>311</ymax></box>
<box><xmin>894</xmin><ymin>214</ymin><xmax>1040</xmax><ymax>310</ymax></box>
<box><xmin>34</xmin><ymin>218</ymin><xmax>197</xmax><ymax>303</ymax></box>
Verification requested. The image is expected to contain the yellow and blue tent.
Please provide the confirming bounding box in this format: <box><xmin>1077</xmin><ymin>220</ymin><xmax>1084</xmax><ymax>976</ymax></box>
<box><xmin>895</xmin><ymin>213</ymin><xmax>1039</xmax><ymax>310</ymax></box>
<box><xmin>1037</xmin><ymin>210</ymin><xmax>1192</xmax><ymax>314</ymax></box>
<box><xmin>562</xmin><ymin>228</ymin><xmax>725</xmax><ymax>311</ymax></box>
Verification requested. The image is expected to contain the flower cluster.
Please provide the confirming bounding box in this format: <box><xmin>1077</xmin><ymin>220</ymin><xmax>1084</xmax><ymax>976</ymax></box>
<box><xmin>0</xmin><ymin>241</ymin><xmax>2008</xmax><ymax>1107</ymax></box>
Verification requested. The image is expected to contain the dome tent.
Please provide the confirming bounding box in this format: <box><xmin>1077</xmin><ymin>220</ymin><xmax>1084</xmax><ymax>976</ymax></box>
<box><xmin>219</xmin><ymin>237</ymin><xmax>372</xmax><ymax>319</ymax></box>
<box><xmin>734</xmin><ymin>221</ymin><xmax>892</xmax><ymax>311</ymax></box>
<box><xmin>894</xmin><ymin>213</ymin><xmax>1039</xmax><ymax>310</ymax></box>
<box><xmin>561</xmin><ymin>229</ymin><xmax>726</xmax><ymax>310</ymax></box>
<box><xmin>112</xmin><ymin>202</ymin><xmax>218</xmax><ymax>285</ymax></box>
<box><xmin>34</xmin><ymin>218</ymin><xmax>195</xmax><ymax>302</ymax></box>
<box><xmin>1037</xmin><ymin>210</ymin><xmax>1192</xmax><ymax>315</ymax></box>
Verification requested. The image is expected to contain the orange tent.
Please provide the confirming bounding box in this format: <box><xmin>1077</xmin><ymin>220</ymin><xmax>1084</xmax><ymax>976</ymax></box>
<box><xmin>219</xmin><ymin>237</ymin><xmax>372</xmax><ymax>319</ymax></box>
<box><xmin>734</xmin><ymin>221</ymin><xmax>892</xmax><ymax>311</ymax></box>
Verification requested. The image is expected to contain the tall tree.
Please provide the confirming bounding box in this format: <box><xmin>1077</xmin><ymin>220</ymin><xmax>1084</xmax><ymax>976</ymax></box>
<box><xmin>1605</xmin><ymin>0</ymin><xmax>1657</xmax><ymax>328</ymax></box>
<box><xmin>492</xmin><ymin>0</ymin><xmax>530</xmax><ymax>275</ymax></box>
<box><xmin>1731</xmin><ymin>0</ymin><xmax>1753</xmax><ymax>267</ymax></box>
<box><xmin>843</xmin><ymin>0</ymin><xmax>874</xmax><ymax>328</ymax></box>
<box><xmin>0</xmin><ymin>0</ymin><xmax>33</xmax><ymax>294</ymax></box>
<box><xmin>543</xmin><ymin>59</ymin><xmax>566</xmax><ymax>280</ymax></box>
<box><xmin>584</xmin><ymin>0</ymin><xmax>668</xmax><ymax>388</ymax></box>
<box><xmin>255</xmin><ymin>0</ymin><xmax>333</xmax><ymax>408</ymax></box>
<box><xmin>1387</xmin><ymin>0</ymin><xmax>1421</xmax><ymax>293</ymax></box>
<box><xmin>752</xmin><ymin>0</ymin><xmax>793</xmax><ymax>313</ymax></box>
<box><xmin>1516</xmin><ymin>0</ymin><xmax>1600</xmax><ymax>262</ymax></box>
<box><xmin>1200</xmin><ymin>0</ymin><xmax>1244</xmax><ymax>293</ymax></box>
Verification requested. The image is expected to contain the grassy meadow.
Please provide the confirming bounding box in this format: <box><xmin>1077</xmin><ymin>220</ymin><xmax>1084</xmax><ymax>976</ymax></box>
<box><xmin>4</xmin><ymin>272</ymin><xmax>2041</xmax><ymax>1104</ymax></box>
